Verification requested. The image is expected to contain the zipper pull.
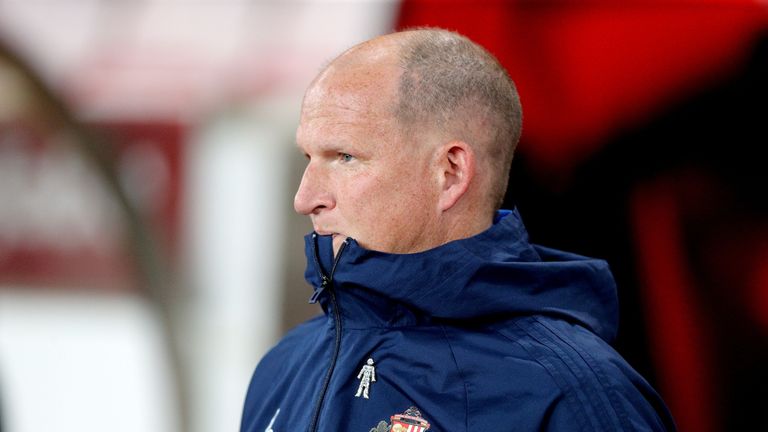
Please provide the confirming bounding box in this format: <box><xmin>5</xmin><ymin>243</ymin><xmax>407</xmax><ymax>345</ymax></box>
<box><xmin>308</xmin><ymin>277</ymin><xmax>329</xmax><ymax>304</ymax></box>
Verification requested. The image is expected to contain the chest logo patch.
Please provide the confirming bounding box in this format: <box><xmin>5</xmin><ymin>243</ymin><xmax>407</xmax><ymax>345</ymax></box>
<box><xmin>355</xmin><ymin>357</ymin><xmax>377</xmax><ymax>399</ymax></box>
<box><xmin>369</xmin><ymin>406</ymin><xmax>431</xmax><ymax>432</ymax></box>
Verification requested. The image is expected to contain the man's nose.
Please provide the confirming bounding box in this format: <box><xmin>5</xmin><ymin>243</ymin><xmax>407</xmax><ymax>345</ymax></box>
<box><xmin>293</xmin><ymin>163</ymin><xmax>335</xmax><ymax>215</ymax></box>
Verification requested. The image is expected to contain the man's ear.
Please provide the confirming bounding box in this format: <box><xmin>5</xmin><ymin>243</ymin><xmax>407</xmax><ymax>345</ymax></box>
<box><xmin>437</xmin><ymin>140</ymin><xmax>475</xmax><ymax>212</ymax></box>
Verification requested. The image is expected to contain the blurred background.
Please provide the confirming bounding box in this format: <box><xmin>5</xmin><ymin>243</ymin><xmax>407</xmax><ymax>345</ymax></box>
<box><xmin>0</xmin><ymin>1</ymin><xmax>766</xmax><ymax>431</ymax></box>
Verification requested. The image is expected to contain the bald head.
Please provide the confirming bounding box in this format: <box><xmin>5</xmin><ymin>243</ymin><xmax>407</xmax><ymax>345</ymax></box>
<box><xmin>309</xmin><ymin>29</ymin><xmax>522</xmax><ymax>213</ymax></box>
<box><xmin>303</xmin><ymin>37</ymin><xmax>402</xmax><ymax>132</ymax></box>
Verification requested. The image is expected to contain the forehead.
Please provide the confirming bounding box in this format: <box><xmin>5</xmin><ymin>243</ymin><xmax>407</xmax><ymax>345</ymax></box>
<box><xmin>297</xmin><ymin>61</ymin><xmax>401</xmax><ymax>149</ymax></box>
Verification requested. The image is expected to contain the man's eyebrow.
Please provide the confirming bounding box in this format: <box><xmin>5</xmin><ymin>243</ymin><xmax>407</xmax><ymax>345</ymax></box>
<box><xmin>296</xmin><ymin>140</ymin><xmax>340</xmax><ymax>153</ymax></box>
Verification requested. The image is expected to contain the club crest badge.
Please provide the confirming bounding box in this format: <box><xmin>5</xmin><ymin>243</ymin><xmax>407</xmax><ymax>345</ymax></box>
<box><xmin>368</xmin><ymin>406</ymin><xmax>431</xmax><ymax>432</ymax></box>
<box><xmin>391</xmin><ymin>407</ymin><xmax>431</xmax><ymax>432</ymax></box>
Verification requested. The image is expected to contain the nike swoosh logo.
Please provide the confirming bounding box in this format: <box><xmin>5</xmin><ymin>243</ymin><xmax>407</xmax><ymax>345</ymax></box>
<box><xmin>265</xmin><ymin>408</ymin><xmax>280</xmax><ymax>432</ymax></box>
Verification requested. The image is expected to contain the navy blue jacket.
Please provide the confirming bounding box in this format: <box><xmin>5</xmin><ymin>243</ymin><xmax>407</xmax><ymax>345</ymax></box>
<box><xmin>241</xmin><ymin>209</ymin><xmax>676</xmax><ymax>431</ymax></box>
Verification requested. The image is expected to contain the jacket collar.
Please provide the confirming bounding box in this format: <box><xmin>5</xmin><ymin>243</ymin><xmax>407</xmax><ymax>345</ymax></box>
<box><xmin>304</xmin><ymin>209</ymin><xmax>619</xmax><ymax>342</ymax></box>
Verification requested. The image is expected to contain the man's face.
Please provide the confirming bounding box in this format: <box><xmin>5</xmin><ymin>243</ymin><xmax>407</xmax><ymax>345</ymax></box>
<box><xmin>294</xmin><ymin>58</ymin><xmax>442</xmax><ymax>256</ymax></box>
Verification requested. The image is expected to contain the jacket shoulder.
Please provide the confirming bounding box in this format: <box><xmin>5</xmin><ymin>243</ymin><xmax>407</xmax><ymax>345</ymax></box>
<box><xmin>442</xmin><ymin>316</ymin><xmax>673</xmax><ymax>431</ymax></box>
<box><xmin>490</xmin><ymin>315</ymin><xmax>674</xmax><ymax>431</ymax></box>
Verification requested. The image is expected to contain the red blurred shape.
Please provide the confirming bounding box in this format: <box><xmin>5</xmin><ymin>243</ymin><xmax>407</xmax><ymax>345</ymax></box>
<box><xmin>398</xmin><ymin>0</ymin><xmax>768</xmax><ymax>175</ymax></box>
<box><xmin>0</xmin><ymin>121</ymin><xmax>183</xmax><ymax>290</ymax></box>
<box><xmin>750</xmin><ymin>237</ymin><xmax>768</xmax><ymax>332</ymax></box>
<box><xmin>631</xmin><ymin>181</ymin><xmax>717</xmax><ymax>432</ymax></box>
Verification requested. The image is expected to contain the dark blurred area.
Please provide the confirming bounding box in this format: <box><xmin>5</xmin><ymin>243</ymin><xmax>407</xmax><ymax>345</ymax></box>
<box><xmin>399</xmin><ymin>1</ymin><xmax>768</xmax><ymax>431</ymax></box>
<box><xmin>509</xmin><ymin>33</ymin><xmax>768</xmax><ymax>432</ymax></box>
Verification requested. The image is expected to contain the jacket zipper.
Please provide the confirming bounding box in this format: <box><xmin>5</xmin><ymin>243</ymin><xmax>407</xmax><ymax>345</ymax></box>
<box><xmin>307</xmin><ymin>234</ymin><xmax>348</xmax><ymax>432</ymax></box>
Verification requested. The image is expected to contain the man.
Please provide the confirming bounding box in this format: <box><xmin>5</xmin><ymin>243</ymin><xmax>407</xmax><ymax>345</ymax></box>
<box><xmin>241</xmin><ymin>28</ymin><xmax>676</xmax><ymax>431</ymax></box>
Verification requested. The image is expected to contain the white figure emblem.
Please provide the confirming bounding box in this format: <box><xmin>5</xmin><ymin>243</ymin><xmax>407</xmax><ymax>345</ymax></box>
<box><xmin>355</xmin><ymin>358</ymin><xmax>377</xmax><ymax>399</ymax></box>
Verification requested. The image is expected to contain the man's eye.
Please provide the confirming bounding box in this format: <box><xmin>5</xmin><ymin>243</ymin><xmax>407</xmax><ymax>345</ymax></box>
<box><xmin>339</xmin><ymin>153</ymin><xmax>354</xmax><ymax>162</ymax></box>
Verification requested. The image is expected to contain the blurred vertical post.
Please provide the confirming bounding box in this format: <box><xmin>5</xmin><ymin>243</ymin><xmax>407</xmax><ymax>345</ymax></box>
<box><xmin>183</xmin><ymin>100</ymin><xmax>293</xmax><ymax>432</ymax></box>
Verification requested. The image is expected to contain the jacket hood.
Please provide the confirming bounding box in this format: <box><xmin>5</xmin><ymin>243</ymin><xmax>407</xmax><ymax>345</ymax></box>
<box><xmin>304</xmin><ymin>209</ymin><xmax>619</xmax><ymax>342</ymax></box>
